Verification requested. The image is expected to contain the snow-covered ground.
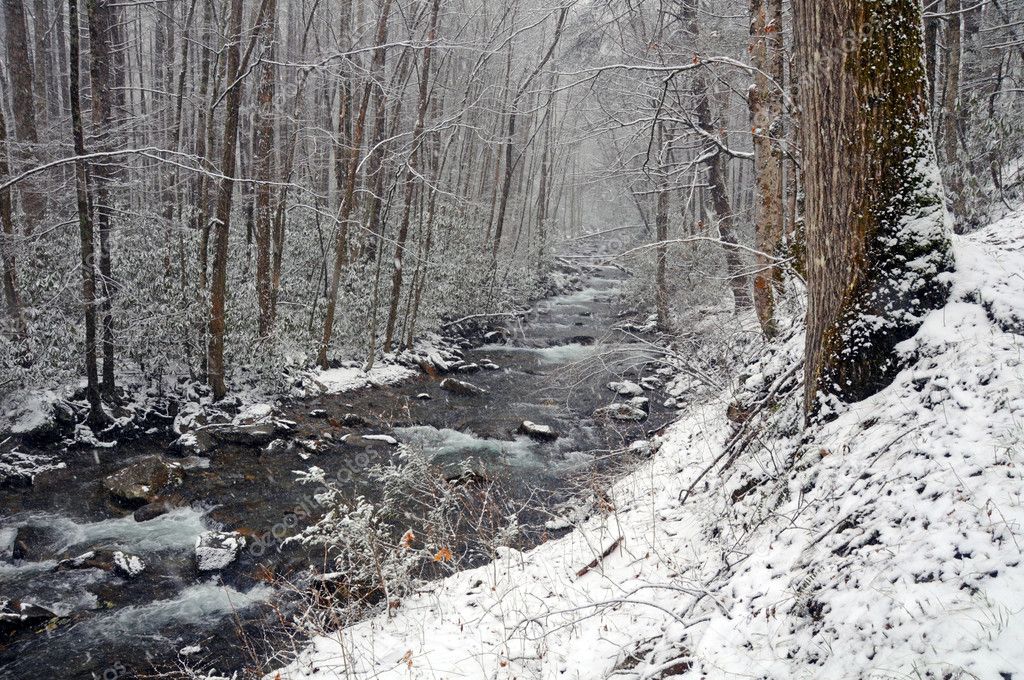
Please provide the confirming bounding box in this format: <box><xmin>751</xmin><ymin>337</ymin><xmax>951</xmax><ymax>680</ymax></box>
<box><xmin>270</xmin><ymin>212</ymin><xmax>1024</xmax><ymax>680</ymax></box>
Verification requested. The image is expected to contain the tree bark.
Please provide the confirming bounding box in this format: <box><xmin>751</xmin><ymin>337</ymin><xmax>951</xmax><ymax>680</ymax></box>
<box><xmin>682</xmin><ymin>0</ymin><xmax>751</xmax><ymax>312</ymax></box>
<box><xmin>795</xmin><ymin>0</ymin><xmax>954</xmax><ymax>416</ymax></box>
<box><xmin>0</xmin><ymin>106</ymin><xmax>25</xmax><ymax>338</ymax></box>
<box><xmin>318</xmin><ymin>0</ymin><xmax>394</xmax><ymax>369</ymax></box>
<box><xmin>3</xmin><ymin>0</ymin><xmax>44</xmax><ymax>231</ymax></box>
<box><xmin>68</xmin><ymin>0</ymin><xmax>103</xmax><ymax>423</ymax></box>
<box><xmin>383</xmin><ymin>0</ymin><xmax>440</xmax><ymax>353</ymax></box>
<box><xmin>253</xmin><ymin>0</ymin><xmax>278</xmax><ymax>337</ymax></box>
<box><xmin>941</xmin><ymin>0</ymin><xmax>964</xmax><ymax>224</ymax></box>
<box><xmin>87</xmin><ymin>0</ymin><xmax>118</xmax><ymax>398</ymax></box>
<box><xmin>749</xmin><ymin>0</ymin><xmax>784</xmax><ymax>338</ymax></box>
<box><xmin>207</xmin><ymin>0</ymin><xmax>245</xmax><ymax>400</ymax></box>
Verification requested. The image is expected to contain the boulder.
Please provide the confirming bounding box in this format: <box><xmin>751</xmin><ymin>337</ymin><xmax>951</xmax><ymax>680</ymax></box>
<box><xmin>458</xmin><ymin>363</ymin><xmax>481</xmax><ymax>373</ymax></box>
<box><xmin>517</xmin><ymin>421</ymin><xmax>559</xmax><ymax>442</ymax></box>
<box><xmin>628</xmin><ymin>396</ymin><xmax>651</xmax><ymax>414</ymax></box>
<box><xmin>640</xmin><ymin>376</ymin><xmax>663</xmax><ymax>391</ymax></box>
<box><xmin>211</xmin><ymin>422</ymin><xmax>279</xmax><ymax>447</ymax></box>
<box><xmin>195</xmin><ymin>531</ymin><xmax>246</xmax><ymax>571</ymax></box>
<box><xmin>440</xmin><ymin>378</ymin><xmax>486</xmax><ymax>396</ymax></box>
<box><xmin>133</xmin><ymin>502</ymin><xmax>170</xmax><ymax>522</ymax></box>
<box><xmin>103</xmin><ymin>456</ymin><xmax>184</xmax><ymax>506</ymax></box>
<box><xmin>54</xmin><ymin>549</ymin><xmax>146</xmax><ymax>578</ymax></box>
<box><xmin>309</xmin><ymin>409</ymin><xmax>329</xmax><ymax>418</ymax></box>
<box><xmin>12</xmin><ymin>525</ymin><xmax>60</xmax><ymax>561</ymax></box>
<box><xmin>607</xmin><ymin>381</ymin><xmax>644</xmax><ymax>397</ymax></box>
<box><xmin>415</xmin><ymin>393</ymin><xmax>432</xmax><ymax>400</ymax></box>
<box><xmin>170</xmin><ymin>429</ymin><xmax>217</xmax><ymax>456</ymax></box>
<box><xmin>593</xmin><ymin>403</ymin><xmax>648</xmax><ymax>423</ymax></box>
<box><xmin>0</xmin><ymin>600</ymin><xmax>58</xmax><ymax>635</ymax></box>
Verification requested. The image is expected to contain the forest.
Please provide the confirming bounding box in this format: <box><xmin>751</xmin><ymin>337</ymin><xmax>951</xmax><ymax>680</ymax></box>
<box><xmin>2</xmin><ymin>0</ymin><xmax>1024</xmax><ymax>679</ymax></box>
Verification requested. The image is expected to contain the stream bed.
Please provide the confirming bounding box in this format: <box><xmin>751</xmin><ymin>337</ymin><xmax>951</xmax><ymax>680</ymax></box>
<box><xmin>0</xmin><ymin>263</ymin><xmax>678</xmax><ymax>679</ymax></box>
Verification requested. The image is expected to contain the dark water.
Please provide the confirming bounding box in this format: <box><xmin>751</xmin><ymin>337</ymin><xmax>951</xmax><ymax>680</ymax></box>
<box><xmin>0</xmin><ymin>263</ymin><xmax>674</xmax><ymax>679</ymax></box>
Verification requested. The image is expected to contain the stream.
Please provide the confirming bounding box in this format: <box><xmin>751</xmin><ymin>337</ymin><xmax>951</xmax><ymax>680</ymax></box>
<box><xmin>0</xmin><ymin>261</ymin><xmax>676</xmax><ymax>679</ymax></box>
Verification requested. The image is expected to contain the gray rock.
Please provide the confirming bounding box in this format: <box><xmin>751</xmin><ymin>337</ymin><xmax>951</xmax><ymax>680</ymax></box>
<box><xmin>440</xmin><ymin>378</ymin><xmax>486</xmax><ymax>396</ymax></box>
<box><xmin>628</xmin><ymin>396</ymin><xmax>650</xmax><ymax>414</ymax></box>
<box><xmin>170</xmin><ymin>429</ymin><xmax>217</xmax><ymax>456</ymax></box>
<box><xmin>12</xmin><ymin>525</ymin><xmax>60</xmax><ymax>561</ymax></box>
<box><xmin>640</xmin><ymin>376</ymin><xmax>663</xmax><ymax>391</ymax></box>
<box><xmin>517</xmin><ymin>420</ymin><xmax>559</xmax><ymax>442</ymax></box>
<box><xmin>195</xmin><ymin>531</ymin><xmax>246</xmax><ymax>571</ymax></box>
<box><xmin>607</xmin><ymin>381</ymin><xmax>644</xmax><ymax>397</ymax></box>
<box><xmin>338</xmin><ymin>412</ymin><xmax>373</xmax><ymax>427</ymax></box>
<box><xmin>103</xmin><ymin>456</ymin><xmax>184</xmax><ymax>506</ymax></box>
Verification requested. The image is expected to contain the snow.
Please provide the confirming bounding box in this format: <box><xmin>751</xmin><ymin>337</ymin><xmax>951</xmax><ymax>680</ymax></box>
<box><xmin>112</xmin><ymin>551</ymin><xmax>146</xmax><ymax>578</ymax></box>
<box><xmin>309</xmin><ymin>364</ymin><xmax>418</xmax><ymax>395</ymax></box>
<box><xmin>363</xmin><ymin>434</ymin><xmax>399</xmax><ymax>446</ymax></box>
<box><xmin>270</xmin><ymin>214</ymin><xmax>1024</xmax><ymax>679</ymax></box>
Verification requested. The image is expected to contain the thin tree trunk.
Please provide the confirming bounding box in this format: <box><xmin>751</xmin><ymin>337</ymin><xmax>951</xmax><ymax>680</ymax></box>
<box><xmin>207</xmin><ymin>0</ymin><xmax>245</xmax><ymax>399</ymax></box>
<box><xmin>318</xmin><ymin>0</ymin><xmax>394</xmax><ymax>369</ymax></box>
<box><xmin>749</xmin><ymin>0</ymin><xmax>784</xmax><ymax>338</ymax></box>
<box><xmin>0</xmin><ymin>106</ymin><xmax>25</xmax><ymax>338</ymax></box>
<box><xmin>68</xmin><ymin>0</ymin><xmax>103</xmax><ymax>423</ymax></box>
<box><xmin>383</xmin><ymin>0</ymin><xmax>440</xmax><ymax>353</ymax></box>
<box><xmin>683</xmin><ymin>0</ymin><xmax>750</xmax><ymax>311</ymax></box>
<box><xmin>87</xmin><ymin>0</ymin><xmax>119</xmax><ymax>398</ymax></box>
<box><xmin>253</xmin><ymin>0</ymin><xmax>278</xmax><ymax>337</ymax></box>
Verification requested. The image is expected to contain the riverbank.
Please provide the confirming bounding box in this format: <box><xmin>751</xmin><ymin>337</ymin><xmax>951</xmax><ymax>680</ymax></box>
<box><xmin>270</xmin><ymin>210</ymin><xmax>1024</xmax><ymax>679</ymax></box>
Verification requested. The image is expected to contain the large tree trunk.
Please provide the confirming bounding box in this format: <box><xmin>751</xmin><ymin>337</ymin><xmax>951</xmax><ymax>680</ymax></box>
<box><xmin>3</xmin><ymin>0</ymin><xmax>44</xmax><ymax>231</ymax></box>
<box><xmin>68</xmin><ymin>0</ymin><xmax>103</xmax><ymax>423</ymax></box>
<box><xmin>795</xmin><ymin>0</ymin><xmax>954</xmax><ymax>416</ymax></box>
<box><xmin>749</xmin><ymin>0</ymin><xmax>784</xmax><ymax>338</ymax></box>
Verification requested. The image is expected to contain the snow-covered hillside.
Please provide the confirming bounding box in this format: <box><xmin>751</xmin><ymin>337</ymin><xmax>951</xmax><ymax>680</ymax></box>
<box><xmin>272</xmin><ymin>212</ymin><xmax>1024</xmax><ymax>680</ymax></box>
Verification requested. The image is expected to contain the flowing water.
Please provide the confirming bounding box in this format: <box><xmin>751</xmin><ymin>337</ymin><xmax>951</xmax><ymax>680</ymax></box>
<box><xmin>0</xmin><ymin>262</ymin><xmax>675</xmax><ymax>679</ymax></box>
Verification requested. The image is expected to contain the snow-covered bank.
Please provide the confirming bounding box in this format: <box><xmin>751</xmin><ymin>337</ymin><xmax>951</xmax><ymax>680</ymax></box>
<box><xmin>272</xmin><ymin>213</ymin><xmax>1024</xmax><ymax>679</ymax></box>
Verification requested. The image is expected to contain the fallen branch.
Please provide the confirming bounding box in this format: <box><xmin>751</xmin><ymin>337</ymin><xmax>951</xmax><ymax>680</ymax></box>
<box><xmin>576</xmin><ymin>535</ymin><xmax>623</xmax><ymax>578</ymax></box>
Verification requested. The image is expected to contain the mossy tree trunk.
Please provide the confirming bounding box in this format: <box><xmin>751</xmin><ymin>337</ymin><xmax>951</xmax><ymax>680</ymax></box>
<box><xmin>795</xmin><ymin>0</ymin><xmax>954</xmax><ymax>417</ymax></box>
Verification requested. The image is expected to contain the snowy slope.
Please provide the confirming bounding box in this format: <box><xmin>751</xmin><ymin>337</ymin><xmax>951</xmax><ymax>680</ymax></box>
<box><xmin>272</xmin><ymin>212</ymin><xmax>1024</xmax><ymax>680</ymax></box>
